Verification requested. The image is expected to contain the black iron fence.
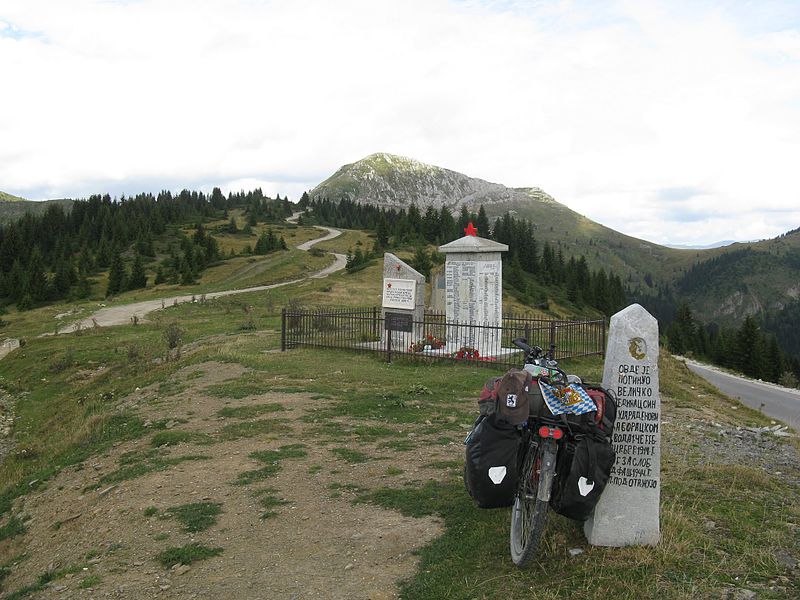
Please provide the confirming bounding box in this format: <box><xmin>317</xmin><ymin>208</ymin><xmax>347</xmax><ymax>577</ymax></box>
<box><xmin>280</xmin><ymin>307</ymin><xmax>606</xmax><ymax>369</ymax></box>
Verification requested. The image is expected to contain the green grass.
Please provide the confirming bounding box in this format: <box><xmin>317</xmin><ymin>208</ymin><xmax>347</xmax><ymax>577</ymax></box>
<box><xmin>89</xmin><ymin>449</ymin><xmax>210</xmax><ymax>489</ymax></box>
<box><xmin>2</xmin><ymin>562</ymin><xmax>88</xmax><ymax>600</ymax></box>
<box><xmin>330</xmin><ymin>447</ymin><xmax>371</xmax><ymax>464</ymax></box>
<box><xmin>150</xmin><ymin>430</ymin><xmax>213</xmax><ymax>447</ymax></box>
<box><xmin>253</xmin><ymin>487</ymin><xmax>290</xmax><ymax>519</ymax></box>
<box><xmin>351</xmin><ymin>446</ymin><xmax>800</xmax><ymax>599</ymax></box>
<box><xmin>377</xmin><ymin>439</ymin><xmax>417</xmax><ymax>452</ymax></box>
<box><xmin>216</xmin><ymin>418</ymin><xmax>288</xmax><ymax>441</ymax></box>
<box><xmin>156</xmin><ymin>543</ymin><xmax>223</xmax><ymax>568</ymax></box>
<box><xmin>0</xmin><ymin>514</ymin><xmax>26</xmax><ymax>542</ymax></box>
<box><xmin>79</xmin><ymin>574</ymin><xmax>101</xmax><ymax>589</ymax></box>
<box><xmin>233</xmin><ymin>444</ymin><xmax>307</xmax><ymax>486</ymax></box>
<box><xmin>205</xmin><ymin>372</ymin><xmax>272</xmax><ymax>399</ymax></box>
<box><xmin>163</xmin><ymin>502</ymin><xmax>222</xmax><ymax>532</ymax></box>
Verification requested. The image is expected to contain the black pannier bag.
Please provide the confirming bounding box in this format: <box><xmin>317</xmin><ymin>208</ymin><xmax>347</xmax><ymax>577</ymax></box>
<box><xmin>550</xmin><ymin>385</ymin><xmax>618</xmax><ymax>520</ymax></box>
<box><xmin>549</xmin><ymin>434</ymin><xmax>616</xmax><ymax>520</ymax></box>
<box><xmin>464</xmin><ymin>413</ymin><xmax>522</xmax><ymax>508</ymax></box>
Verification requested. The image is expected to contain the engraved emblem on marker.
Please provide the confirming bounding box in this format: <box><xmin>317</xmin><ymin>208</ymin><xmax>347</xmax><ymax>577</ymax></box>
<box><xmin>506</xmin><ymin>394</ymin><xmax>517</xmax><ymax>408</ymax></box>
<box><xmin>578</xmin><ymin>476</ymin><xmax>595</xmax><ymax>496</ymax></box>
<box><xmin>628</xmin><ymin>337</ymin><xmax>647</xmax><ymax>360</ymax></box>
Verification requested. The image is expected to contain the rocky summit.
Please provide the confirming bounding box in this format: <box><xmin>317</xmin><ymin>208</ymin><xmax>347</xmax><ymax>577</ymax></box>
<box><xmin>310</xmin><ymin>152</ymin><xmax>554</xmax><ymax>213</ymax></box>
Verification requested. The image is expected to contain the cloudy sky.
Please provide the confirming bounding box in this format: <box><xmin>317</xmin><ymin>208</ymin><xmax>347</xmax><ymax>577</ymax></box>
<box><xmin>2</xmin><ymin>0</ymin><xmax>799</xmax><ymax>246</ymax></box>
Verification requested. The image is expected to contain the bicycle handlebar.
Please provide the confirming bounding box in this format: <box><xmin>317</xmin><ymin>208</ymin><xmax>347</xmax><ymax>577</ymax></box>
<box><xmin>512</xmin><ymin>337</ymin><xmax>542</xmax><ymax>358</ymax></box>
<box><xmin>513</xmin><ymin>337</ymin><xmax>567</xmax><ymax>384</ymax></box>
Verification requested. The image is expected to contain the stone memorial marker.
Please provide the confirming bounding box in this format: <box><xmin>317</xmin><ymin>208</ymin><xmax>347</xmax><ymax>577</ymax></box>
<box><xmin>584</xmin><ymin>303</ymin><xmax>661</xmax><ymax>546</ymax></box>
<box><xmin>382</xmin><ymin>253</ymin><xmax>425</xmax><ymax>349</ymax></box>
<box><xmin>438</xmin><ymin>224</ymin><xmax>508</xmax><ymax>355</ymax></box>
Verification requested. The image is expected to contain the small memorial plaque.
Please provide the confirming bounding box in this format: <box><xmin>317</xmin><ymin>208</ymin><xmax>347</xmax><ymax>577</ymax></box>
<box><xmin>382</xmin><ymin>278</ymin><xmax>416</xmax><ymax>310</ymax></box>
<box><xmin>384</xmin><ymin>312</ymin><xmax>413</xmax><ymax>332</ymax></box>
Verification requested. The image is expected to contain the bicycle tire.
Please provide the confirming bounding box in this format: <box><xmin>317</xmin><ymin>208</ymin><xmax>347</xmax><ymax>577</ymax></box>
<box><xmin>509</xmin><ymin>438</ymin><xmax>557</xmax><ymax>567</ymax></box>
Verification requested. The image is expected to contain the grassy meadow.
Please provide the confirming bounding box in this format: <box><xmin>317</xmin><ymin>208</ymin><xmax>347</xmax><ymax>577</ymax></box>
<box><xmin>0</xmin><ymin>231</ymin><xmax>798</xmax><ymax>599</ymax></box>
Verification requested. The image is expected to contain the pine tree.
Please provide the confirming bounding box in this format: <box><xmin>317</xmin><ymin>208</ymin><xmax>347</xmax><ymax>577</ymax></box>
<box><xmin>24</xmin><ymin>247</ymin><xmax>48</xmax><ymax>303</ymax></box>
<box><xmin>410</xmin><ymin>245</ymin><xmax>432</xmax><ymax>277</ymax></box>
<box><xmin>51</xmin><ymin>258</ymin><xmax>76</xmax><ymax>299</ymax></box>
<box><xmin>457</xmin><ymin>205</ymin><xmax>471</xmax><ymax>234</ymax></box>
<box><xmin>506</xmin><ymin>252</ymin><xmax>527</xmax><ymax>293</ymax></box>
<box><xmin>106</xmin><ymin>249</ymin><xmax>127</xmax><ymax>297</ymax></box>
<box><xmin>439</xmin><ymin>206</ymin><xmax>456</xmax><ymax>242</ymax></box>
<box><xmin>735</xmin><ymin>316</ymin><xmax>761</xmax><ymax>376</ymax></box>
<box><xmin>668</xmin><ymin>303</ymin><xmax>696</xmax><ymax>355</ymax></box>
<box><xmin>764</xmin><ymin>335</ymin><xmax>785</xmax><ymax>383</ymax></box>
<box><xmin>128</xmin><ymin>253</ymin><xmax>147</xmax><ymax>290</ymax></box>
<box><xmin>475</xmin><ymin>205</ymin><xmax>490</xmax><ymax>238</ymax></box>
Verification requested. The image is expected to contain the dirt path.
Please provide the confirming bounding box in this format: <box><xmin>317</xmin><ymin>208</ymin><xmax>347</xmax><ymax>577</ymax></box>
<box><xmin>1</xmin><ymin>361</ymin><xmax>448</xmax><ymax>599</ymax></box>
<box><xmin>50</xmin><ymin>224</ymin><xmax>346</xmax><ymax>335</ymax></box>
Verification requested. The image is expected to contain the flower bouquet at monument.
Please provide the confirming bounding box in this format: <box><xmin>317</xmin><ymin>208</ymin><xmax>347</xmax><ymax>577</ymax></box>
<box><xmin>409</xmin><ymin>333</ymin><xmax>445</xmax><ymax>352</ymax></box>
<box><xmin>453</xmin><ymin>346</ymin><xmax>480</xmax><ymax>360</ymax></box>
<box><xmin>452</xmin><ymin>346</ymin><xmax>496</xmax><ymax>362</ymax></box>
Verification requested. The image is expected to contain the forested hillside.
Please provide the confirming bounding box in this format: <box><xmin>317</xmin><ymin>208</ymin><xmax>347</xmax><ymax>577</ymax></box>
<box><xmin>0</xmin><ymin>189</ymin><xmax>291</xmax><ymax>309</ymax></box>
<box><xmin>301</xmin><ymin>197</ymin><xmax>627</xmax><ymax>318</ymax></box>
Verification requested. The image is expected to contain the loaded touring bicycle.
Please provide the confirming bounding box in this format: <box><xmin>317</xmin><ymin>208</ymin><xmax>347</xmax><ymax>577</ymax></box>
<box><xmin>464</xmin><ymin>338</ymin><xmax>617</xmax><ymax>567</ymax></box>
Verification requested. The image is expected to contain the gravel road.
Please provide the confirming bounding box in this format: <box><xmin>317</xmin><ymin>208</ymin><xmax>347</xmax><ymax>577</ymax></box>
<box><xmin>50</xmin><ymin>224</ymin><xmax>346</xmax><ymax>335</ymax></box>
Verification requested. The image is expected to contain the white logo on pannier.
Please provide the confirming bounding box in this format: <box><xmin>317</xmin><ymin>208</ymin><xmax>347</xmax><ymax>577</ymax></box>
<box><xmin>505</xmin><ymin>394</ymin><xmax>518</xmax><ymax>408</ymax></box>
<box><xmin>578</xmin><ymin>476</ymin><xmax>595</xmax><ymax>496</ymax></box>
<box><xmin>488</xmin><ymin>466</ymin><xmax>507</xmax><ymax>484</ymax></box>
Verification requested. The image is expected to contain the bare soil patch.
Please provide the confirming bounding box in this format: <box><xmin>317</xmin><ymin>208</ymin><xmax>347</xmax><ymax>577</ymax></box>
<box><xmin>1</xmin><ymin>362</ymin><xmax>448</xmax><ymax>599</ymax></box>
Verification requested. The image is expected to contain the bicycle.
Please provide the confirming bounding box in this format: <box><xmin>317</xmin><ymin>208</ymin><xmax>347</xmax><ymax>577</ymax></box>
<box><xmin>508</xmin><ymin>337</ymin><xmax>572</xmax><ymax>567</ymax></box>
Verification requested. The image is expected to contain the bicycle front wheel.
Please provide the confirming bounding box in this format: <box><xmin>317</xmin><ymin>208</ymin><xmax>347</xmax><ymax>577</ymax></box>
<box><xmin>510</xmin><ymin>438</ymin><xmax>557</xmax><ymax>567</ymax></box>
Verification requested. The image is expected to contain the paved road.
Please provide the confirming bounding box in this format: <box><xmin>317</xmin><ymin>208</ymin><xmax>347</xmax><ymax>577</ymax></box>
<box><xmin>685</xmin><ymin>359</ymin><xmax>800</xmax><ymax>430</ymax></box>
<box><xmin>46</xmin><ymin>223</ymin><xmax>346</xmax><ymax>335</ymax></box>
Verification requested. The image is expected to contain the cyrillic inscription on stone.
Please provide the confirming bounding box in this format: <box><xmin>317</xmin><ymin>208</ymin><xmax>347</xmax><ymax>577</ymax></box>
<box><xmin>382</xmin><ymin>278</ymin><xmax>416</xmax><ymax>310</ymax></box>
<box><xmin>584</xmin><ymin>304</ymin><xmax>661</xmax><ymax>547</ymax></box>
<box><xmin>609</xmin><ymin>361</ymin><xmax>659</xmax><ymax>491</ymax></box>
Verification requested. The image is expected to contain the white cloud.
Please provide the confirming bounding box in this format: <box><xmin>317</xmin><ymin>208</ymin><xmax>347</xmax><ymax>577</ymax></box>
<box><xmin>1</xmin><ymin>0</ymin><xmax>799</xmax><ymax>246</ymax></box>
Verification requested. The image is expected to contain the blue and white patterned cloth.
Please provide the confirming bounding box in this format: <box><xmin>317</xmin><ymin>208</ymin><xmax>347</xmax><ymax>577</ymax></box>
<box><xmin>539</xmin><ymin>381</ymin><xmax>597</xmax><ymax>416</ymax></box>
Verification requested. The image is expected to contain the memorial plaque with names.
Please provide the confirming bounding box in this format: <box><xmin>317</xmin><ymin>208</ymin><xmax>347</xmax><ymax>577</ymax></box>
<box><xmin>445</xmin><ymin>261</ymin><xmax>501</xmax><ymax>325</ymax></box>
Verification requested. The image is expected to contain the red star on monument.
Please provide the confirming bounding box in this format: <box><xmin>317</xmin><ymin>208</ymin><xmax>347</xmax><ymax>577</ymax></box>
<box><xmin>464</xmin><ymin>222</ymin><xmax>478</xmax><ymax>236</ymax></box>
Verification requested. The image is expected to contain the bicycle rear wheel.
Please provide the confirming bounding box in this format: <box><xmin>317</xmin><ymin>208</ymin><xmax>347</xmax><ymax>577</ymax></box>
<box><xmin>510</xmin><ymin>438</ymin><xmax>557</xmax><ymax>567</ymax></box>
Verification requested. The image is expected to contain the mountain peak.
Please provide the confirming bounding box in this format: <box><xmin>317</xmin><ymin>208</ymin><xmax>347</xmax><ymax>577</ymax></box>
<box><xmin>311</xmin><ymin>153</ymin><xmax>533</xmax><ymax>212</ymax></box>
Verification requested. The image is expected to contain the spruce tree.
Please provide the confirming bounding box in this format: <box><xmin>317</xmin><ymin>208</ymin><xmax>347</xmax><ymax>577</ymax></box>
<box><xmin>128</xmin><ymin>253</ymin><xmax>147</xmax><ymax>290</ymax></box>
<box><xmin>106</xmin><ymin>249</ymin><xmax>127</xmax><ymax>297</ymax></box>
<box><xmin>25</xmin><ymin>247</ymin><xmax>48</xmax><ymax>303</ymax></box>
<box><xmin>475</xmin><ymin>205</ymin><xmax>490</xmax><ymax>238</ymax></box>
<box><xmin>410</xmin><ymin>245</ymin><xmax>432</xmax><ymax>277</ymax></box>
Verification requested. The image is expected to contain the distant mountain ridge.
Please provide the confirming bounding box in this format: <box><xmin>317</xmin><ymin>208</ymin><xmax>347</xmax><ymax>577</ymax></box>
<box><xmin>0</xmin><ymin>191</ymin><xmax>73</xmax><ymax>224</ymax></box>
<box><xmin>0</xmin><ymin>191</ymin><xmax>27</xmax><ymax>203</ymax></box>
<box><xmin>310</xmin><ymin>153</ymin><xmax>800</xmax><ymax>333</ymax></box>
<box><xmin>665</xmin><ymin>240</ymin><xmax>739</xmax><ymax>250</ymax></box>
